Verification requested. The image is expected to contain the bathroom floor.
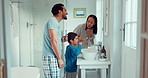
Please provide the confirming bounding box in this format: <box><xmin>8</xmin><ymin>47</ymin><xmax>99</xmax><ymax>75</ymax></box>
<box><xmin>40</xmin><ymin>67</ymin><xmax>65</xmax><ymax>78</ymax></box>
<box><xmin>40</xmin><ymin>69</ymin><xmax>101</xmax><ymax>78</ymax></box>
<box><xmin>86</xmin><ymin>69</ymin><xmax>101</xmax><ymax>78</ymax></box>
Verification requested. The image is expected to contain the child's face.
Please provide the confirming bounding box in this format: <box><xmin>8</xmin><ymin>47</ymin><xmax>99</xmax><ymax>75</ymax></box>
<box><xmin>73</xmin><ymin>36</ymin><xmax>79</xmax><ymax>45</ymax></box>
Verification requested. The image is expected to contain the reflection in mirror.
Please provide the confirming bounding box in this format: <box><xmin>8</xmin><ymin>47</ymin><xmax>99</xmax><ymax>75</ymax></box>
<box><xmin>9</xmin><ymin>0</ymin><xmax>103</xmax><ymax>78</ymax></box>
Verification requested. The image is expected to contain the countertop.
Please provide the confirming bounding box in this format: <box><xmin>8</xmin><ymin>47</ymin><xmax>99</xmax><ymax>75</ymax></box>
<box><xmin>77</xmin><ymin>57</ymin><xmax>111</xmax><ymax>65</ymax></box>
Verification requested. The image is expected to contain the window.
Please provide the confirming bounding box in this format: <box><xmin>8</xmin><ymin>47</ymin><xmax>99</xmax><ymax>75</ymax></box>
<box><xmin>124</xmin><ymin>0</ymin><xmax>138</xmax><ymax>48</ymax></box>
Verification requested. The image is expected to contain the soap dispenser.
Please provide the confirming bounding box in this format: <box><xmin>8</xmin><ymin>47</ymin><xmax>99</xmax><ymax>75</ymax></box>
<box><xmin>100</xmin><ymin>45</ymin><xmax>107</xmax><ymax>59</ymax></box>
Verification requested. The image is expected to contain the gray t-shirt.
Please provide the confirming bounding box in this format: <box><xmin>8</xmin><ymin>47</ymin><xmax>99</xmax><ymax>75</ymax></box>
<box><xmin>42</xmin><ymin>17</ymin><xmax>62</xmax><ymax>56</ymax></box>
<box><xmin>73</xmin><ymin>23</ymin><xmax>95</xmax><ymax>48</ymax></box>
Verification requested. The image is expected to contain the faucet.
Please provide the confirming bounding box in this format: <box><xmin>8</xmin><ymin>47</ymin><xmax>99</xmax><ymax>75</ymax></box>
<box><xmin>94</xmin><ymin>42</ymin><xmax>102</xmax><ymax>51</ymax></box>
<box><xmin>93</xmin><ymin>42</ymin><xmax>102</xmax><ymax>60</ymax></box>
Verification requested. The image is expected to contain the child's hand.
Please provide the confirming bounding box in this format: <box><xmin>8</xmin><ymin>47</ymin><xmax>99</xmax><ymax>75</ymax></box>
<box><xmin>78</xmin><ymin>42</ymin><xmax>82</xmax><ymax>45</ymax></box>
<box><xmin>78</xmin><ymin>37</ymin><xmax>83</xmax><ymax>45</ymax></box>
<box><xmin>61</xmin><ymin>35</ymin><xmax>68</xmax><ymax>42</ymax></box>
<box><xmin>78</xmin><ymin>37</ymin><xmax>83</xmax><ymax>42</ymax></box>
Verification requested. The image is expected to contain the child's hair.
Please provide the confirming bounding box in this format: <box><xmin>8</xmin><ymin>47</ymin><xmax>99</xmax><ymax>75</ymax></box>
<box><xmin>68</xmin><ymin>32</ymin><xmax>78</xmax><ymax>43</ymax></box>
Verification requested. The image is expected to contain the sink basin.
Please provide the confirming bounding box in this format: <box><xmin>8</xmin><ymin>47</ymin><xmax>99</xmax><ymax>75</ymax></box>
<box><xmin>81</xmin><ymin>48</ymin><xmax>98</xmax><ymax>60</ymax></box>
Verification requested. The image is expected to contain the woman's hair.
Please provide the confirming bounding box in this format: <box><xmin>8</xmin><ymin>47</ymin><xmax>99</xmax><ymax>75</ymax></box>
<box><xmin>51</xmin><ymin>3</ymin><xmax>64</xmax><ymax>15</ymax></box>
<box><xmin>68</xmin><ymin>32</ymin><xmax>78</xmax><ymax>43</ymax></box>
<box><xmin>85</xmin><ymin>14</ymin><xmax>98</xmax><ymax>34</ymax></box>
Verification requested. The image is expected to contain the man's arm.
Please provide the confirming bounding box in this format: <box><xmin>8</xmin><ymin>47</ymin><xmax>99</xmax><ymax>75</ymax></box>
<box><xmin>49</xmin><ymin>29</ymin><xmax>64</xmax><ymax>67</ymax></box>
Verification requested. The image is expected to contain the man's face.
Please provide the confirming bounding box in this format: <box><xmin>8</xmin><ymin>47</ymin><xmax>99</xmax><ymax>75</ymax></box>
<box><xmin>61</xmin><ymin>6</ymin><xmax>68</xmax><ymax>20</ymax></box>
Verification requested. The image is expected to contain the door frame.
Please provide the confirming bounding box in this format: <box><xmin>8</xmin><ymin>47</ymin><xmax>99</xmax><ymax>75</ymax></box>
<box><xmin>136</xmin><ymin>0</ymin><xmax>142</xmax><ymax>78</ymax></box>
<box><xmin>139</xmin><ymin>0</ymin><xmax>148</xmax><ymax>78</ymax></box>
<box><xmin>0</xmin><ymin>0</ymin><xmax>8</xmax><ymax>78</ymax></box>
<box><xmin>0</xmin><ymin>0</ymin><xmax>12</xmax><ymax>78</ymax></box>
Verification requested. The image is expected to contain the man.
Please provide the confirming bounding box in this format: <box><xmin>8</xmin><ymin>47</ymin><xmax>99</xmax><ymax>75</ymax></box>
<box><xmin>42</xmin><ymin>3</ymin><xmax>68</xmax><ymax>78</ymax></box>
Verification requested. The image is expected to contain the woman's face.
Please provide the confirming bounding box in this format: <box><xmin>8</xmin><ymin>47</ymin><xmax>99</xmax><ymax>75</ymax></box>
<box><xmin>86</xmin><ymin>17</ymin><xmax>95</xmax><ymax>29</ymax></box>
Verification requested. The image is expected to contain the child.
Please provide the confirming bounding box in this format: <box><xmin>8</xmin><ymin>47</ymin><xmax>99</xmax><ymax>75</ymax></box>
<box><xmin>64</xmin><ymin>32</ymin><xmax>83</xmax><ymax>78</ymax></box>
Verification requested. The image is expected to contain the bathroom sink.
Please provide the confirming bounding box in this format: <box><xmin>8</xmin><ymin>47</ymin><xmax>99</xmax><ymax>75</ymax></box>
<box><xmin>81</xmin><ymin>47</ymin><xmax>98</xmax><ymax>60</ymax></box>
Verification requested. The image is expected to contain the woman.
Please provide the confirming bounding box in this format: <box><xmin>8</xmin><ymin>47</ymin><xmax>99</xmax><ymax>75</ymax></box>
<box><xmin>73</xmin><ymin>14</ymin><xmax>97</xmax><ymax>48</ymax></box>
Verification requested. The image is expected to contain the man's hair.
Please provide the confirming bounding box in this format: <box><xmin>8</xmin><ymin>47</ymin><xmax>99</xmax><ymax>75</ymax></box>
<box><xmin>51</xmin><ymin>3</ymin><xmax>64</xmax><ymax>15</ymax></box>
<box><xmin>68</xmin><ymin>32</ymin><xmax>78</xmax><ymax>43</ymax></box>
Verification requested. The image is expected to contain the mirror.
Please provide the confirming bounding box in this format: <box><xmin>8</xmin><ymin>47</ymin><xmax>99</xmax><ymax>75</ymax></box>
<box><xmin>9</xmin><ymin>0</ymin><xmax>103</xmax><ymax>78</ymax></box>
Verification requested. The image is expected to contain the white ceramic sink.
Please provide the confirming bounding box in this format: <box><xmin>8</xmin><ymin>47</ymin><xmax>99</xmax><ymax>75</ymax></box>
<box><xmin>82</xmin><ymin>47</ymin><xmax>98</xmax><ymax>60</ymax></box>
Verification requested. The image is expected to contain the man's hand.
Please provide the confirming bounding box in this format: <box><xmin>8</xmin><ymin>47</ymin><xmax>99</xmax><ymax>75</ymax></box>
<box><xmin>57</xmin><ymin>58</ymin><xmax>64</xmax><ymax>68</ymax></box>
